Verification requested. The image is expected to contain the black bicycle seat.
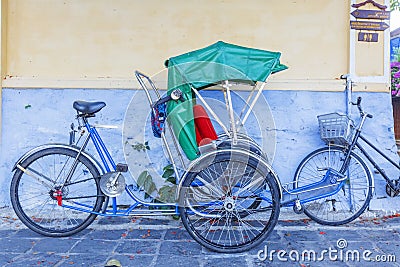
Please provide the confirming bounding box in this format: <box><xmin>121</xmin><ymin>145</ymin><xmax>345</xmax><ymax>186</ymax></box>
<box><xmin>73</xmin><ymin>100</ymin><xmax>106</xmax><ymax>114</ymax></box>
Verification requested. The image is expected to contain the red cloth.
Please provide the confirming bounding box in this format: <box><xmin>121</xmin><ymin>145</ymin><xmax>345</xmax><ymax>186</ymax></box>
<box><xmin>193</xmin><ymin>105</ymin><xmax>218</xmax><ymax>146</ymax></box>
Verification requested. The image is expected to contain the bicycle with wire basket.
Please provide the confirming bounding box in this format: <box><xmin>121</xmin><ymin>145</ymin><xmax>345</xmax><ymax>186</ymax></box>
<box><xmin>292</xmin><ymin>96</ymin><xmax>400</xmax><ymax>225</ymax></box>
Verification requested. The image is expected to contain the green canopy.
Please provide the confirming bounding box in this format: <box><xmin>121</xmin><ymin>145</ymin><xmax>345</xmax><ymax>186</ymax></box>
<box><xmin>166</xmin><ymin>41</ymin><xmax>287</xmax><ymax>160</ymax></box>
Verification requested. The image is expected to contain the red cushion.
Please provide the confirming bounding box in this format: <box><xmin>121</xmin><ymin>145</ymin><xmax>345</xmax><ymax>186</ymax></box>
<box><xmin>193</xmin><ymin>105</ymin><xmax>218</xmax><ymax>146</ymax></box>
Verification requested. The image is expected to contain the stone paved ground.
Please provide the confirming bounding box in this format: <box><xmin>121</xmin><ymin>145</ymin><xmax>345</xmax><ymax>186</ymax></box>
<box><xmin>1</xmin><ymin>209</ymin><xmax>400</xmax><ymax>267</ymax></box>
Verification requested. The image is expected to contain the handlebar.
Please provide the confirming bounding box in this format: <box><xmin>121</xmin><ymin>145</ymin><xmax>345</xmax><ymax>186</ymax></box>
<box><xmin>152</xmin><ymin>89</ymin><xmax>185</xmax><ymax>108</ymax></box>
<box><xmin>351</xmin><ymin>96</ymin><xmax>373</xmax><ymax>119</ymax></box>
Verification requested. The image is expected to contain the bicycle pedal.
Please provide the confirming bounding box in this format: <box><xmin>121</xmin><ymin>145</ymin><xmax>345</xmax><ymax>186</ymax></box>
<box><xmin>116</xmin><ymin>163</ymin><xmax>128</xmax><ymax>173</ymax></box>
<box><xmin>293</xmin><ymin>199</ymin><xmax>303</xmax><ymax>214</ymax></box>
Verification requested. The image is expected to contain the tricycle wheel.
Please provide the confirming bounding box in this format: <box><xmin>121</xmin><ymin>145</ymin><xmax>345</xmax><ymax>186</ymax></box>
<box><xmin>178</xmin><ymin>150</ymin><xmax>280</xmax><ymax>253</ymax></box>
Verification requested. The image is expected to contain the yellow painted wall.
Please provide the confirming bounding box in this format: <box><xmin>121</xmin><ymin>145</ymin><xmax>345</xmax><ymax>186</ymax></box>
<box><xmin>1</xmin><ymin>0</ymin><xmax>6</xmax><ymax>80</ymax></box>
<box><xmin>1</xmin><ymin>0</ymin><xmax>390</xmax><ymax>91</ymax></box>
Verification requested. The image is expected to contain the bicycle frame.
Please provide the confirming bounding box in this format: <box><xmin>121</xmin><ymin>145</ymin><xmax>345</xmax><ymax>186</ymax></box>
<box><xmin>350</xmin><ymin>134</ymin><xmax>399</xmax><ymax>191</ymax></box>
<box><xmin>335</xmin><ymin>110</ymin><xmax>399</xmax><ymax>191</ymax></box>
<box><xmin>60</xmin><ymin>115</ymin><xmax>180</xmax><ymax>217</ymax></box>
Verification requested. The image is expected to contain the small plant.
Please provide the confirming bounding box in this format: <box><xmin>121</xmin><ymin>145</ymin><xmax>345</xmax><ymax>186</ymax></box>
<box><xmin>136</xmin><ymin>163</ymin><xmax>177</xmax><ymax>203</ymax></box>
<box><xmin>131</xmin><ymin>141</ymin><xmax>150</xmax><ymax>152</ymax></box>
<box><xmin>128</xmin><ymin>139</ymin><xmax>177</xmax><ymax>212</ymax></box>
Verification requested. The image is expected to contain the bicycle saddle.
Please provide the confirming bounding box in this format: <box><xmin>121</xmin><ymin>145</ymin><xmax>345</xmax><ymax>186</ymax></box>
<box><xmin>73</xmin><ymin>100</ymin><xmax>106</xmax><ymax>114</ymax></box>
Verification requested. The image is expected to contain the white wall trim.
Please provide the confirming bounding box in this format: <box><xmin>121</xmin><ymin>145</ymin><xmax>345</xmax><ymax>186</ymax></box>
<box><xmin>349</xmin><ymin>0</ymin><xmax>391</xmax><ymax>84</ymax></box>
<box><xmin>1</xmin><ymin>76</ymin><xmax>390</xmax><ymax>92</ymax></box>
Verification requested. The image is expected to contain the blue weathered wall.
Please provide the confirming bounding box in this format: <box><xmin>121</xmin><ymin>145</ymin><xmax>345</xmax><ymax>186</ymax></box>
<box><xmin>1</xmin><ymin>88</ymin><xmax>399</xmax><ymax>211</ymax></box>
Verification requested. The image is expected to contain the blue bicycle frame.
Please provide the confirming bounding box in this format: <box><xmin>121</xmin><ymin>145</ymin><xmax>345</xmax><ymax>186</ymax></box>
<box><xmin>60</xmin><ymin>116</ymin><xmax>179</xmax><ymax>217</ymax></box>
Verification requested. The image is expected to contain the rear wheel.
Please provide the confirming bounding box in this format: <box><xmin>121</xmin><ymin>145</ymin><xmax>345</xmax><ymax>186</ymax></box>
<box><xmin>10</xmin><ymin>147</ymin><xmax>105</xmax><ymax>236</ymax></box>
<box><xmin>294</xmin><ymin>146</ymin><xmax>372</xmax><ymax>225</ymax></box>
<box><xmin>179</xmin><ymin>151</ymin><xmax>280</xmax><ymax>253</ymax></box>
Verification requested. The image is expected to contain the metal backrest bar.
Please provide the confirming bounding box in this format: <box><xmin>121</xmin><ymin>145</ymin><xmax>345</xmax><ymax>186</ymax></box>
<box><xmin>135</xmin><ymin>71</ymin><xmax>161</xmax><ymax>106</ymax></box>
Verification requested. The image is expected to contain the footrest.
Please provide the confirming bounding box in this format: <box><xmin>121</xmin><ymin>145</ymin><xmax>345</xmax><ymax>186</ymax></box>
<box><xmin>116</xmin><ymin>163</ymin><xmax>128</xmax><ymax>172</ymax></box>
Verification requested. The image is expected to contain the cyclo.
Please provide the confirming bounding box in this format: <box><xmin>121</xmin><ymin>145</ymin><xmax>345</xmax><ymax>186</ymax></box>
<box><xmin>10</xmin><ymin>41</ymin><xmax>373</xmax><ymax>253</ymax></box>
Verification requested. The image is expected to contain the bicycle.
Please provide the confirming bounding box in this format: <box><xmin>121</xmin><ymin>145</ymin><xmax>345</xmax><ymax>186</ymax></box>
<box><xmin>293</xmin><ymin>96</ymin><xmax>400</xmax><ymax>225</ymax></box>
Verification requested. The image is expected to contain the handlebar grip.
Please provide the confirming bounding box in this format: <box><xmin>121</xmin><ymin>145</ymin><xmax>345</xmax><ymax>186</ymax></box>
<box><xmin>357</xmin><ymin>96</ymin><xmax>362</xmax><ymax>105</ymax></box>
<box><xmin>152</xmin><ymin>95</ymin><xmax>172</xmax><ymax>107</ymax></box>
<box><xmin>367</xmin><ymin>114</ymin><xmax>373</xmax><ymax>119</ymax></box>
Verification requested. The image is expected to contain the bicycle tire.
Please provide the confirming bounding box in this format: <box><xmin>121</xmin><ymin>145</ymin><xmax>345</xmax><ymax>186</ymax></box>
<box><xmin>10</xmin><ymin>147</ymin><xmax>105</xmax><ymax>236</ymax></box>
<box><xmin>294</xmin><ymin>146</ymin><xmax>372</xmax><ymax>225</ymax></box>
<box><xmin>179</xmin><ymin>151</ymin><xmax>280</xmax><ymax>253</ymax></box>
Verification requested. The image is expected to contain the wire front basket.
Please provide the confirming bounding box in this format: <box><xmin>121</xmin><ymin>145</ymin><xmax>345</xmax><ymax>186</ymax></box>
<box><xmin>317</xmin><ymin>113</ymin><xmax>353</xmax><ymax>145</ymax></box>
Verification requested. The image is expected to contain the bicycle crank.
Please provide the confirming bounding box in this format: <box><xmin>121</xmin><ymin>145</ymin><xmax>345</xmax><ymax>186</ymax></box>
<box><xmin>100</xmin><ymin>172</ymin><xmax>126</xmax><ymax>197</ymax></box>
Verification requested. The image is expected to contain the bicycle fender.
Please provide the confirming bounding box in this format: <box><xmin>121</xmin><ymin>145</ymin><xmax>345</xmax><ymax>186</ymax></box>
<box><xmin>12</xmin><ymin>143</ymin><xmax>105</xmax><ymax>175</ymax></box>
<box><xmin>177</xmin><ymin>149</ymin><xmax>283</xmax><ymax>200</ymax></box>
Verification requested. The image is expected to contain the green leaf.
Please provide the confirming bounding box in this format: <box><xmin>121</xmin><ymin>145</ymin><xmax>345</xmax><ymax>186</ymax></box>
<box><xmin>137</xmin><ymin>171</ymin><xmax>148</xmax><ymax>187</ymax></box>
<box><xmin>145</xmin><ymin>146</ymin><xmax>150</xmax><ymax>150</ymax></box>
<box><xmin>163</xmin><ymin>164</ymin><xmax>173</xmax><ymax>171</ymax></box>
<box><xmin>162</xmin><ymin>169</ymin><xmax>175</xmax><ymax>178</ymax></box>
<box><xmin>166</xmin><ymin>177</ymin><xmax>177</xmax><ymax>185</ymax></box>
<box><xmin>137</xmin><ymin>171</ymin><xmax>156</xmax><ymax>195</ymax></box>
<box><xmin>158</xmin><ymin>185</ymin><xmax>177</xmax><ymax>203</ymax></box>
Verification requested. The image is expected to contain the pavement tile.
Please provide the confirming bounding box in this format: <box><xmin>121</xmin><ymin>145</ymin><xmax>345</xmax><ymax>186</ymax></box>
<box><xmin>278</xmin><ymin>219</ymin><xmax>311</xmax><ymax>227</ymax></box>
<box><xmin>319</xmin><ymin>229</ymin><xmax>364</xmax><ymax>243</ymax></box>
<box><xmin>96</xmin><ymin>216</ymin><xmax>131</xmax><ymax>225</ymax></box>
<box><xmin>126</xmin><ymin>229</ymin><xmax>165</xmax><ymax>240</ymax></box>
<box><xmin>346</xmin><ymin>260</ymin><xmax>398</xmax><ymax>267</ymax></box>
<box><xmin>14</xmin><ymin>229</ymin><xmax>46</xmax><ymax>238</ymax></box>
<box><xmin>115</xmin><ymin>240</ymin><xmax>160</xmax><ymax>254</ymax></box>
<box><xmin>0</xmin><ymin>253</ymin><xmax>20</xmax><ymax>266</ymax></box>
<box><xmin>159</xmin><ymin>240</ymin><xmax>202</xmax><ymax>255</ymax></box>
<box><xmin>282</xmin><ymin>230</ymin><xmax>325</xmax><ymax>242</ymax></box>
<box><xmin>70</xmin><ymin>239</ymin><xmax>117</xmax><ymax>254</ymax></box>
<box><xmin>2</xmin><ymin>252</ymin><xmax>63</xmax><ymax>267</ymax></box>
<box><xmin>85</xmin><ymin>229</ymin><xmax>128</xmax><ymax>240</ymax></box>
<box><xmin>0</xmin><ymin>230</ymin><xmax>14</xmax><ymax>238</ymax></box>
<box><xmin>375</xmin><ymin>241</ymin><xmax>400</xmax><ymax>257</ymax></box>
<box><xmin>0</xmin><ymin>238</ymin><xmax>36</xmax><ymax>253</ymax></box>
<box><xmin>164</xmin><ymin>228</ymin><xmax>192</xmax><ymax>240</ymax></box>
<box><xmin>138</xmin><ymin>217</ymin><xmax>174</xmax><ymax>226</ymax></box>
<box><xmin>253</xmin><ymin>257</ymin><xmax>303</xmax><ymax>266</ymax></box>
<box><xmin>57</xmin><ymin>253</ymin><xmax>109</xmax><ymax>267</ymax></box>
<box><xmin>31</xmin><ymin>238</ymin><xmax>79</xmax><ymax>253</ymax></box>
<box><xmin>203</xmin><ymin>256</ymin><xmax>249</xmax><ymax>267</ymax></box>
<box><xmin>154</xmin><ymin>255</ymin><xmax>201</xmax><ymax>267</ymax></box>
<box><xmin>359</xmin><ymin>229</ymin><xmax>400</xmax><ymax>241</ymax></box>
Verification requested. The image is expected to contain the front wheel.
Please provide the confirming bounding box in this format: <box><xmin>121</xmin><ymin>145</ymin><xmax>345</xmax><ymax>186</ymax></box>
<box><xmin>178</xmin><ymin>151</ymin><xmax>280</xmax><ymax>253</ymax></box>
<box><xmin>294</xmin><ymin>146</ymin><xmax>372</xmax><ymax>225</ymax></box>
<box><xmin>10</xmin><ymin>147</ymin><xmax>105</xmax><ymax>236</ymax></box>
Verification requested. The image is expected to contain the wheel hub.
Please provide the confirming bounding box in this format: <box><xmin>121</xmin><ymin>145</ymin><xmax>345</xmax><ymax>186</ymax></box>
<box><xmin>224</xmin><ymin>197</ymin><xmax>236</xmax><ymax>212</ymax></box>
<box><xmin>49</xmin><ymin>186</ymin><xmax>68</xmax><ymax>200</ymax></box>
